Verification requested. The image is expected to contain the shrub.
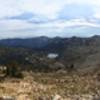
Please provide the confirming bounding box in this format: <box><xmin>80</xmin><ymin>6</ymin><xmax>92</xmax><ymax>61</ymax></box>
<box><xmin>6</xmin><ymin>61</ymin><xmax>23</xmax><ymax>78</ymax></box>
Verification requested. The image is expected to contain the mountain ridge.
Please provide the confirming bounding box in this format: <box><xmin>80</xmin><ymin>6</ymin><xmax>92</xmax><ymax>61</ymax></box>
<box><xmin>0</xmin><ymin>35</ymin><xmax>100</xmax><ymax>72</ymax></box>
<box><xmin>0</xmin><ymin>35</ymin><xmax>100</xmax><ymax>48</ymax></box>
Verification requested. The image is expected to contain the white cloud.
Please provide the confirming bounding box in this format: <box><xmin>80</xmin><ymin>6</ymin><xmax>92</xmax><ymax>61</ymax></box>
<box><xmin>94</xmin><ymin>14</ymin><xmax>100</xmax><ymax>19</ymax></box>
<box><xmin>0</xmin><ymin>18</ymin><xmax>99</xmax><ymax>31</ymax></box>
<box><xmin>0</xmin><ymin>18</ymin><xmax>100</xmax><ymax>38</ymax></box>
<box><xmin>19</xmin><ymin>0</ymin><xmax>70</xmax><ymax>19</ymax></box>
<box><xmin>0</xmin><ymin>0</ymin><xmax>99</xmax><ymax>20</ymax></box>
<box><xmin>0</xmin><ymin>0</ymin><xmax>22</xmax><ymax>18</ymax></box>
<box><xmin>0</xmin><ymin>0</ymin><xmax>100</xmax><ymax>38</ymax></box>
<box><xmin>0</xmin><ymin>0</ymin><xmax>70</xmax><ymax>19</ymax></box>
<box><xmin>0</xmin><ymin>0</ymin><xmax>100</xmax><ymax>19</ymax></box>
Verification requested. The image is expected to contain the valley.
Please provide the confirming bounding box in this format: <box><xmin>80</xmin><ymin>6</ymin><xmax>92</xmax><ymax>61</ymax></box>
<box><xmin>0</xmin><ymin>36</ymin><xmax>100</xmax><ymax>100</ymax></box>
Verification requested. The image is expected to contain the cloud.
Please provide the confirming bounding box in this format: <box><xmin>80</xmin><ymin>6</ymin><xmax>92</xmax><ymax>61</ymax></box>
<box><xmin>0</xmin><ymin>18</ymin><xmax>100</xmax><ymax>38</ymax></box>
<box><xmin>0</xmin><ymin>0</ymin><xmax>99</xmax><ymax>19</ymax></box>
<box><xmin>0</xmin><ymin>0</ymin><xmax>100</xmax><ymax>38</ymax></box>
<box><xmin>0</xmin><ymin>0</ymin><xmax>70</xmax><ymax>19</ymax></box>
<box><xmin>0</xmin><ymin>0</ymin><xmax>21</xmax><ymax>18</ymax></box>
<box><xmin>5</xmin><ymin>12</ymin><xmax>34</xmax><ymax>20</ymax></box>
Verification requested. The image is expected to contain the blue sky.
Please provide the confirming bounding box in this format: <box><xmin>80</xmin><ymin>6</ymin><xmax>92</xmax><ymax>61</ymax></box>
<box><xmin>0</xmin><ymin>0</ymin><xmax>100</xmax><ymax>38</ymax></box>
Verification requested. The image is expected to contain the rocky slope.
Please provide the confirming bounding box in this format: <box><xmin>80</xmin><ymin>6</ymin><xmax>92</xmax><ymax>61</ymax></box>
<box><xmin>0</xmin><ymin>71</ymin><xmax>100</xmax><ymax>100</ymax></box>
<box><xmin>1</xmin><ymin>36</ymin><xmax>100</xmax><ymax>69</ymax></box>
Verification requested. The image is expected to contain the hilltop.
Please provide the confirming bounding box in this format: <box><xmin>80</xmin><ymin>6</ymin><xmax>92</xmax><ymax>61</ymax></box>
<box><xmin>0</xmin><ymin>36</ymin><xmax>100</xmax><ymax>73</ymax></box>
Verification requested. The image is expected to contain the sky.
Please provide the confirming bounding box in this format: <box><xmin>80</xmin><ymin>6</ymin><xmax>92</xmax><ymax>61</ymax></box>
<box><xmin>1</xmin><ymin>0</ymin><xmax>100</xmax><ymax>38</ymax></box>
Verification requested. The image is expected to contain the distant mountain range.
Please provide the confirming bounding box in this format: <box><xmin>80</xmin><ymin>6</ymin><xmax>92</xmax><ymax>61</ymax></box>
<box><xmin>0</xmin><ymin>35</ymin><xmax>100</xmax><ymax>72</ymax></box>
<box><xmin>0</xmin><ymin>35</ymin><xmax>100</xmax><ymax>49</ymax></box>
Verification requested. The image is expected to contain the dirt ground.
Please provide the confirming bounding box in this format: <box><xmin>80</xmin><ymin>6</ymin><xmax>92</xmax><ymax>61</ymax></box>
<box><xmin>0</xmin><ymin>71</ymin><xmax>100</xmax><ymax>100</ymax></box>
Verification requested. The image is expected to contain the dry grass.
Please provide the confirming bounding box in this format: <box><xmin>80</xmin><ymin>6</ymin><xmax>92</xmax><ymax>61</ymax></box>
<box><xmin>0</xmin><ymin>71</ymin><xmax>100</xmax><ymax>100</ymax></box>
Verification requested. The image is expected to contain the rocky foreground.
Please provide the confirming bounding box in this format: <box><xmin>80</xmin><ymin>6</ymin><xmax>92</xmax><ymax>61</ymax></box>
<box><xmin>0</xmin><ymin>71</ymin><xmax>100</xmax><ymax>100</ymax></box>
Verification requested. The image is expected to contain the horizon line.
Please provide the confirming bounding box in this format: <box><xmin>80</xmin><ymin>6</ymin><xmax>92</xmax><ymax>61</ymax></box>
<box><xmin>0</xmin><ymin>35</ymin><xmax>100</xmax><ymax>40</ymax></box>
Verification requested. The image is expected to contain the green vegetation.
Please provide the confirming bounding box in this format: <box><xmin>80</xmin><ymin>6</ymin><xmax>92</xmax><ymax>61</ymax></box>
<box><xmin>5</xmin><ymin>61</ymin><xmax>23</xmax><ymax>78</ymax></box>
